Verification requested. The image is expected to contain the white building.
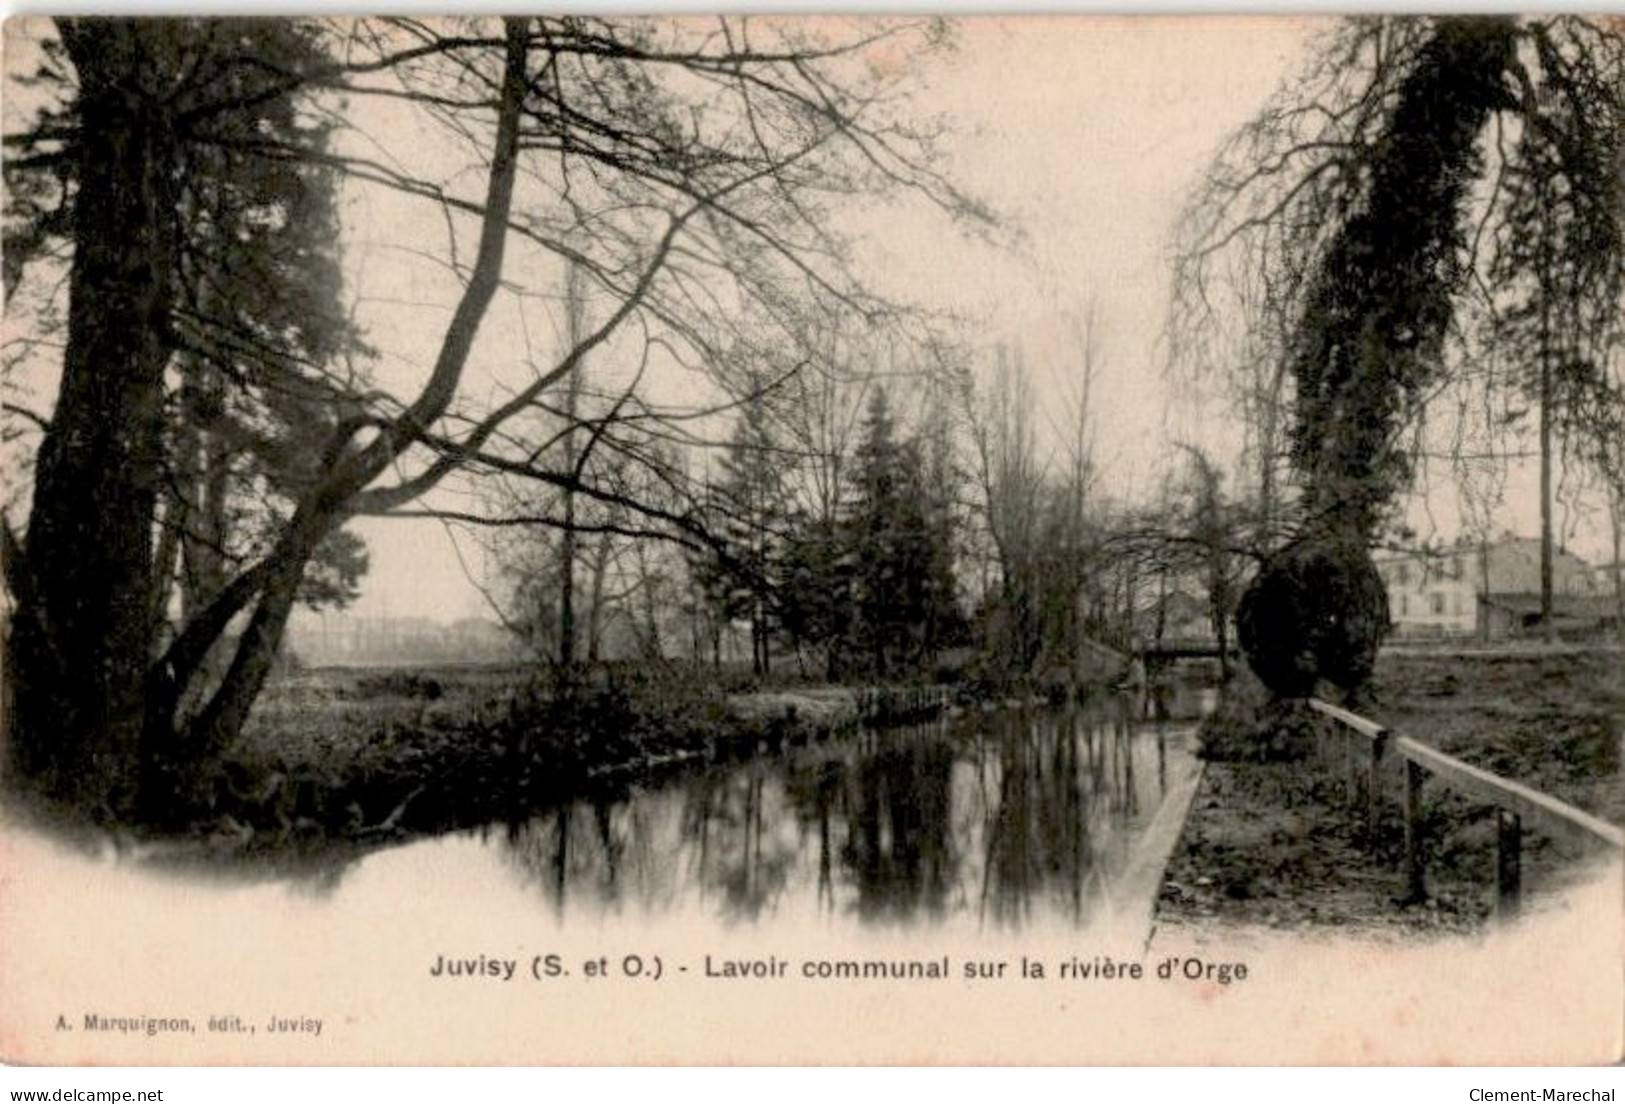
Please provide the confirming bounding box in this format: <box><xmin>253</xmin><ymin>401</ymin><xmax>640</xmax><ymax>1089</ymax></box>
<box><xmin>1375</xmin><ymin>537</ymin><xmax>1599</xmax><ymax>640</ymax></box>
<box><xmin>1375</xmin><ymin>549</ymin><xmax>1476</xmax><ymax>638</ymax></box>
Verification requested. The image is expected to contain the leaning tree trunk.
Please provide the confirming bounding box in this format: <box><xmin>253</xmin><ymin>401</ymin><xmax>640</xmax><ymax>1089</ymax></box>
<box><xmin>163</xmin><ymin>16</ymin><xmax>529</xmax><ymax>782</ymax></box>
<box><xmin>7</xmin><ymin>24</ymin><xmax>180</xmax><ymax>819</ymax></box>
<box><xmin>8</xmin><ymin>18</ymin><xmax>532</xmax><ymax>823</ymax></box>
<box><xmin>175</xmin><ymin>518</ymin><xmax>329</xmax><ymax>777</ymax></box>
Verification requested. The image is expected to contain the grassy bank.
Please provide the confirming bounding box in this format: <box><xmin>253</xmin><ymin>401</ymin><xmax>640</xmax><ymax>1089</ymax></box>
<box><xmin>1156</xmin><ymin>648</ymin><xmax>1624</xmax><ymax>938</ymax></box>
<box><xmin>133</xmin><ymin>662</ymin><xmax>965</xmax><ymax>854</ymax></box>
<box><xmin>1365</xmin><ymin>649</ymin><xmax>1624</xmax><ymax>824</ymax></box>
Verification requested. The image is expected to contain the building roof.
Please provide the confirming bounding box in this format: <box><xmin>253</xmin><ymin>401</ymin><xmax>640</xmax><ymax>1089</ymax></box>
<box><xmin>1378</xmin><ymin>537</ymin><xmax>1598</xmax><ymax>595</ymax></box>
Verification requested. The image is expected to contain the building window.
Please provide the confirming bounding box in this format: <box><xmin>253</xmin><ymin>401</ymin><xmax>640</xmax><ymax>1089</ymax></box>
<box><xmin>1431</xmin><ymin>592</ymin><xmax>1446</xmax><ymax>615</ymax></box>
<box><xmin>1399</xmin><ymin>594</ymin><xmax>1409</xmax><ymax>617</ymax></box>
<box><xmin>1452</xmin><ymin>592</ymin><xmax>1463</xmax><ymax>615</ymax></box>
<box><xmin>1397</xmin><ymin>563</ymin><xmax>1410</xmax><ymax>585</ymax></box>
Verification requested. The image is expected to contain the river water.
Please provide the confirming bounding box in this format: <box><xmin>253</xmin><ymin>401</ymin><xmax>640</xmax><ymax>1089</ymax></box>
<box><xmin>11</xmin><ymin>681</ymin><xmax>1625</xmax><ymax>1066</ymax></box>
<box><xmin>332</xmin><ymin>684</ymin><xmax>1214</xmax><ymax>936</ymax></box>
<box><xmin>14</xmin><ymin>685</ymin><xmax>1210</xmax><ymax>943</ymax></box>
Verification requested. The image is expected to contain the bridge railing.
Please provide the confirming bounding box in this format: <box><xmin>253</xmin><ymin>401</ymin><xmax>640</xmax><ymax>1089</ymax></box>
<box><xmin>1305</xmin><ymin>698</ymin><xmax>1625</xmax><ymax>920</ymax></box>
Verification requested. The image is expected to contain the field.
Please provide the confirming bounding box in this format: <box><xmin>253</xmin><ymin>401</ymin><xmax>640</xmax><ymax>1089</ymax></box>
<box><xmin>1156</xmin><ymin>647</ymin><xmax>1625</xmax><ymax>938</ymax></box>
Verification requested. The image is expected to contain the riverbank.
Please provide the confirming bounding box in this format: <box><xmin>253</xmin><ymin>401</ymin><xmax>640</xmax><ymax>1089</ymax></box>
<box><xmin>1155</xmin><ymin>648</ymin><xmax>1625</xmax><ymax>938</ymax></box>
<box><xmin>0</xmin><ymin>661</ymin><xmax>1052</xmax><ymax>860</ymax></box>
<box><xmin>185</xmin><ymin>664</ymin><xmax>967</xmax><ymax>850</ymax></box>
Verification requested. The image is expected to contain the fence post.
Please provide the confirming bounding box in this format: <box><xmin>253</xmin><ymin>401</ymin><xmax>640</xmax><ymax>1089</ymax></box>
<box><xmin>1496</xmin><ymin>809</ymin><xmax>1522</xmax><ymax>922</ymax></box>
<box><xmin>1404</xmin><ymin>758</ymin><xmax>1427</xmax><ymax>902</ymax></box>
<box><xmin>1367</xmin><ymin>731</ymin><xmax>1387</xmax><ymax>840</ymax></box>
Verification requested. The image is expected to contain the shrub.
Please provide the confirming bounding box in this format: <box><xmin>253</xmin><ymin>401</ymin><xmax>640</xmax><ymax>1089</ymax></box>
<box><xmin>352</xmin><ymin>672</ymin><xmax>445</xmax><ymax>700</ymax></box>
<box><xmin>1236</xmin><ymin>536</ymin><xmax>1390</xmax><ymax>701</ymax></box>
<box><xmin>1195</xmin><ymin>672</ymin><xmax>1316</xmax><ymax>762</ymax></box>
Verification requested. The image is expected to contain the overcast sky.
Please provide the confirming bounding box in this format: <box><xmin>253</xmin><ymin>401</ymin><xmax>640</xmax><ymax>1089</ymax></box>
<box><xmin>4</xmin><ymin>15</ymin><xmax>1598</xmax><ymax>624</ymax></box>
<box><xmin>338</xmin><ymin>15</ymin><xmax>1336</xmax><ymax>622</ymax></box>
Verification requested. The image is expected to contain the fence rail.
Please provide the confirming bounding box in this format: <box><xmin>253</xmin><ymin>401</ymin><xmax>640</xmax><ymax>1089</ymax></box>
<box><xmin>1305</xmin><ymin>697</ymin><xmax>1625</xmax><ymax>919</ymax></box>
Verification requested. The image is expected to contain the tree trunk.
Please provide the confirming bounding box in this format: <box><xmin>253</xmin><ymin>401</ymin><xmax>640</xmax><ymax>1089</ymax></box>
<box><xmin>558</xmin><ymin>478</ymin><xmax>577</xmax><ymax>673</ymax></box>
<box><xmin>759</xmin><ymin>603</ymin><xmax>771</xmax><ymax>676</ymax></box>
<box><xmin>174</xmin><ymin>212</ymin><xmax>230</xmax><ymax>625</ymax></box>
<box><xmin>1612</xmin><ymin>498</ymin><xmax>1623</xmax><ymax>647</ymax></box>
<box><xmin>149</xmin><ymin>488</ymin><xmax>183</xmax><ymax>649</ymax></box>
<box><xmin>10</xmin><ymin>23</ymin><xmax>181</xmax><ymax>817</ymax></box>
<box><xmin>157</xmin><ymin>15</ymin><xmax>529</xmax><ymax>786</ymax></box>
<box><xmin>10</xmin><ymin>18</ymin><xmax>532</xmax><ymax>821</ymax></box>
<box><xmin>1153</xmin><ymin>568</ymin><xmax>1167</xmax><ymax>652</ymax></box>
<box><xmin>636</xmin><ymin>548</ymin><xmax>663</xmax><ymax>660</ymax></box>
<box><xmin>178</xmin><ymin>522</ymin><xmax>325</xmax><ymax>779</ymax></box>
<box><xmin>750</xmin><ymin>607</ymin><xmax>761</xmax><ymax>676</ymax></box>
<box><xmin>1539</xmin><ymin>341</ymin><xmax>1555</xmax><ymax>644</ymax></box>
<box><xmin>586</xmin><ymin>534</ymin><xmax>609</xmax><ymax>665</ymax></box>
<box><xmin>174</xmin><ymin>352</ymin><xmax>233</xmax><ymax>714</ymax></box>
<box><xmin>1123</xmin><ymin>559</ymin><xmax>1139</xmax><ymax>650</ymax></box>
<box><xmin>193</xmin><ymin>403</ymin><xmax>233</xmax><ymax>613</ymax></box>
<box><xmin>557</xmin><ymin>258</ymin><xmax>590</xmax><ymax>671</ymax></box>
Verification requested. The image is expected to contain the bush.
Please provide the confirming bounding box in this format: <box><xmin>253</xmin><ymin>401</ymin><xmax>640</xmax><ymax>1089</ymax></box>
<box><xmin>1236</xmin><ymin>536</ymin><xmax>1390</xmax><ymax>701</ymax></box>
<box><xmin>1195</xmin><ymin>673</ymin><xmax>1319</xmax><ymax>762</ymax></box>
<box><xmin>352</xmin><ymin>672</ymin><xmax>444</xmax><ymax>700</ymax></box>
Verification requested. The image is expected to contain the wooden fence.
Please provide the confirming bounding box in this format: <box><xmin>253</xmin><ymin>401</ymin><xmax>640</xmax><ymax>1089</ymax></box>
<box><xmin>1305</xmin><ymin>698</ymin><xmax>1625</xmax><ymax>920</ymax></box>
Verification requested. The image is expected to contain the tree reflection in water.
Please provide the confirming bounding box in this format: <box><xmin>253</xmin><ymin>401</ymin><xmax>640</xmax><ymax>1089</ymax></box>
<box><xmin>500</xmin><ymin>793</ymin><xmax>681</xmax><ymax>918</ymax></box>
<box><xmin>833</xmin><ymin>736</ymin><xmax>957</xmax><ymax>922</ymax></box>
<box><xmin>682</xmin><ymin>764</ymin><xmax>798</xmax><ymax>920</ymax></box>
<box><xmin>497</xmin><ymin>686</ymin><xmax>1207</xmax><ymax>930</ymax></box>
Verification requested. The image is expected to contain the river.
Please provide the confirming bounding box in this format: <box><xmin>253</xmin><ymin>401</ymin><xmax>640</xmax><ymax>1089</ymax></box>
<box><xmin>319</xmin><ymin>684</ymin><xmax>1214</xmax><ymax>936</ymax></box>
<box><xmin>14</xmin><ymin>684</ymin><xmax>1212</xmax><ymax>943</ymax></box>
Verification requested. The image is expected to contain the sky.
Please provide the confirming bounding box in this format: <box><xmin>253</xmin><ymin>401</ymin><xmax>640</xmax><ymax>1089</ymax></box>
<box><xmin>2</xmin><ymin>15</ymin><xmax>1609</xmax><ymax>625</ymax></box>
<box><xmin>341</xmin><ymin>13</ymin><xmax>1619</xmax><ymax>622</ymax></box>
<box><xmin>340</xmin><ymin>15</ymin><xmax>1330</xmax><ymax>622</ymax></box>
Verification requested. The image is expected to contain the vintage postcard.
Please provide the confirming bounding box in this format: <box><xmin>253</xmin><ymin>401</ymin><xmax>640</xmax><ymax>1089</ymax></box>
<box><xmin>1</xmin><ymin>13</ymin><xmax>1622</xmax><ymax>1067</ymax></box>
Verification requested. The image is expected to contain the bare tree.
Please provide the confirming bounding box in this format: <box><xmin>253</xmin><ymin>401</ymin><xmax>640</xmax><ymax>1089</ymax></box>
<box><xmin>959</xmin><ymin>317</ymin><xmax>1109</xmax><ymax>679</ymax></box>
<box><xmin>964</xmin><ymin>343</ymin><xmax>1046</xmax><ymax>671</ymax></box>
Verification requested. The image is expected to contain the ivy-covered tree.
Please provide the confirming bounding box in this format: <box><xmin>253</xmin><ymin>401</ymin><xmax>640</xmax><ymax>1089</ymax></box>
<box><xmin>1173</xmin><ymin>15</ymin><xmax>1624</xmax><ymax>698</ymax></box>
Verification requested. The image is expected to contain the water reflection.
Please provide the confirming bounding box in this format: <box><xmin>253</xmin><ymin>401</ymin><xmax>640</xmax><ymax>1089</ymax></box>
<box><xmin>497</xmin><ymin>685</ymin><xmax>1208</xmax><ymax>931</ymax></box>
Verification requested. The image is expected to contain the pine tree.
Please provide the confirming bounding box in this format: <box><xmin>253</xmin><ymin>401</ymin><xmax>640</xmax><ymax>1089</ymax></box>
<box><xmin>844</xmin><ymin>388</ymin><xmax>962</xmax><ymax>679</ymax></box>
